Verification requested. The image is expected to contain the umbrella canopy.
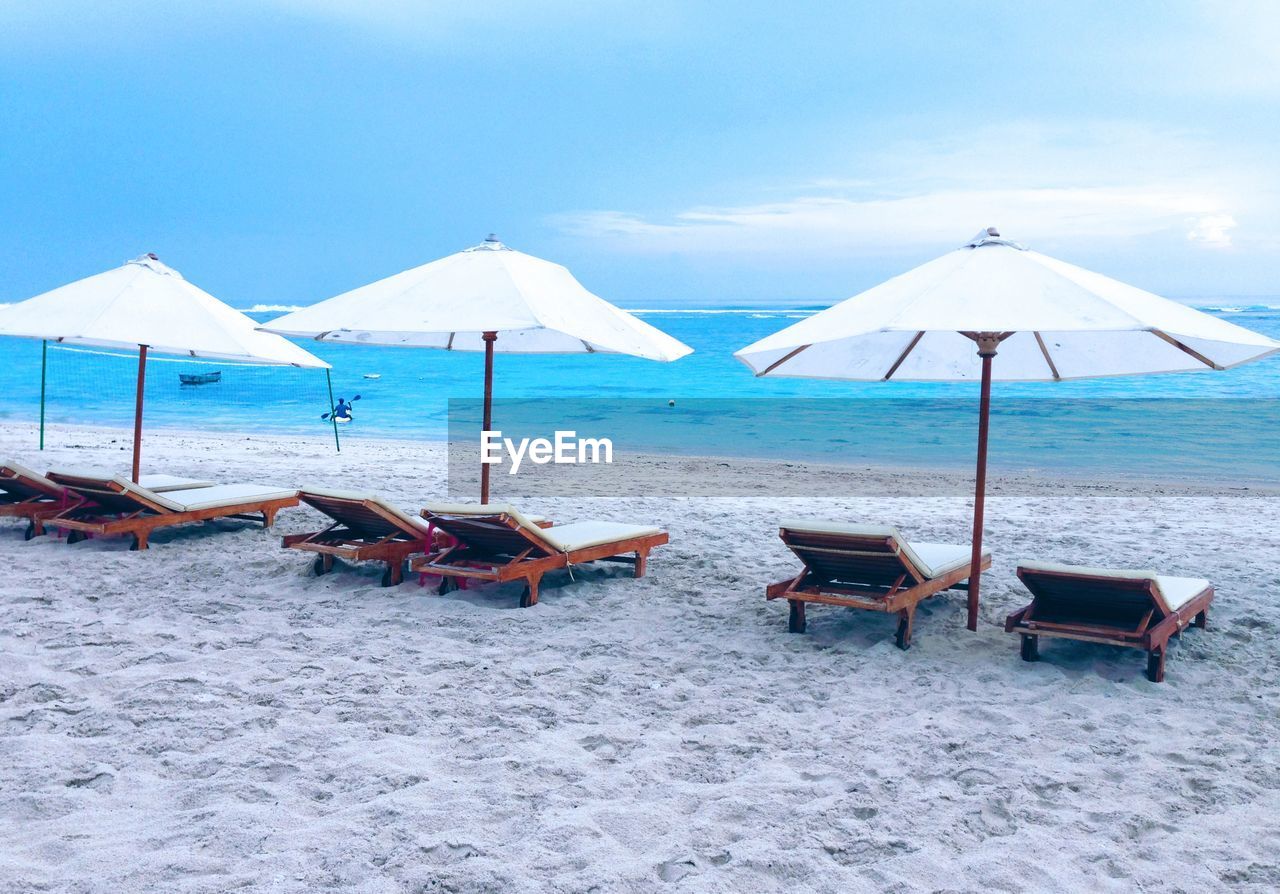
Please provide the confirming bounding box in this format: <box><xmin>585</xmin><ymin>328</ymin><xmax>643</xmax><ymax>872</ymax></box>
<box><xmin>262</xmin><ymin>236</ymin><xmax>693</xmax><ymax>502</ymax></box>
<box><xmin>736</xmin><ymin>229</ymin><xmax>1280</xmax><ymax>632</ymax></box>
<box><xmin>262</xmin><ymin>235</ymin><xmax>692</xmax><ymax>360</ymax></box>
<box><xmin>0</xmin><ymin>253</ymin><xmax>329</xmax><ymax>481</ymax></box>
<box><xmin>737</xmin><ymin>230</ymin><xmax>1278</xmax><ymax>382</ymax></box>
<box><xmin>0</xmin><ymin>253</ymin><xmax>327</xmax><ymax>367</ymax></box>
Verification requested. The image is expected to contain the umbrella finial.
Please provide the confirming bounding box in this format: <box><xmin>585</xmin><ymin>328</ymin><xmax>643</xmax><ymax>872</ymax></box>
<box><xmin>126</xmin><ymin>253</ymin><xmax>183</xmax><ymax>277</ymax></box>
<box><xmin>465</xmin><ymin>234</ymin><xmax>512</xmax><ymax>252</ymax></box>
<box><xmin>964</xmin><ymin>228</ymin><xmax>1026</xmax><ymax>250</ymax></box>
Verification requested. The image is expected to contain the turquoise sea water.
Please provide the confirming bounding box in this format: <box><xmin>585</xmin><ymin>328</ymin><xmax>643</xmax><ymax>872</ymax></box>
<box><xmin>3</xmin><ymin>301</ymin><xmax>1278</xmax><ymax>483</ymax></box>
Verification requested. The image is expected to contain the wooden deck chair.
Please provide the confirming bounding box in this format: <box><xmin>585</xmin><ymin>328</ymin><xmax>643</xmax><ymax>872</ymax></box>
<box><xmin>0</xmin><ymin>461</ymin><xmax>79</xmax><ymax>540</ymax></box>
<box><xmin>765</xmin><ymin>521</ymin><xmax>992</xmax><ymax>649</ymax></box>
<box><xmin>1006</xmin><ymin>562</ymin><xmax>1213</xmax><ymax>682</ymax></box>
<box><xmin>410</xmin><ymin>503</ymin><xmax>668</xmax><ymax>607</ymax></box>
<box><xmin>283</xmin><ymin>487</ymin><xmax>436</xmax><ymax>586</ymax></box>
<box><xmin>1</xmin><ymin>462</ymin><xmax>213</xmax><ymax>540</ymax></box>
<box><xmin>46</xmin><ymin>470</ymin><xmax>297</xmax><ymax>551</ymax></box>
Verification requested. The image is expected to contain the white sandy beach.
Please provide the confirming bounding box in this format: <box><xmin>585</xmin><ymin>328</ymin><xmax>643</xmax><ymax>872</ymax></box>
<box><xmin>1</xmin><ymin>423</ymin><xmax>1278</xmax><ymax>893</ymax></box>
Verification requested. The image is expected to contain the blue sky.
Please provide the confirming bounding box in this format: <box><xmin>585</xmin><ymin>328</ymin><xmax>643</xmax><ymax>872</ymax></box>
<box><xmin>2</xmin><ymin>1</ymin><xmax>1278</xmax><ymax>307</ymax></box>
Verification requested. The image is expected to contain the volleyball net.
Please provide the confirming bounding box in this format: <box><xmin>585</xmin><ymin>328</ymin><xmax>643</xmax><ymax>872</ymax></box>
<box><xmin>23</xmin><ymin>342</ymin><xmax>344</xmax><ymax>452</ymax></box>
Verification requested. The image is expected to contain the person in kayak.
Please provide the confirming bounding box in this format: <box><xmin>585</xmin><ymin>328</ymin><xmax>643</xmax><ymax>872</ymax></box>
<box><xmin>333</xmin><ymin>398</ymin><xmax>353</xmax><ymax>422</ymax></box>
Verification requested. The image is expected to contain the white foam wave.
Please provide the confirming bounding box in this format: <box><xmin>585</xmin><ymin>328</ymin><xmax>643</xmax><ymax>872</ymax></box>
<box><xmin>240</xmin><ymin>304</ymin><xmax>305</xmax><ymax>313</ymax></box>
<box><xmin>1197</xmin><ymin>303</ymin><xmax>1280</xmax><ymax>313</ymax></box>
<box><xmin>626</xmin><ymin>307</ymin><xmax>821</xmax><ymax>315</ymax></box>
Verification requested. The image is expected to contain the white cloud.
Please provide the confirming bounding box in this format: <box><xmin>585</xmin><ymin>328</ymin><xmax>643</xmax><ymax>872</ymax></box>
<box><xmin>1187</xmin><ymin>214</ymin><xmax>1238</xmax><ymax>248</ymax></box>
<box><xmin>554</xmin><ymin>122</ymin><xmax>1270</xmax><ymax>259</ymax></box>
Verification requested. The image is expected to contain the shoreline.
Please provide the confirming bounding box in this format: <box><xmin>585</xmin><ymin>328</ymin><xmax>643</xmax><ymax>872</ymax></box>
<box><xmin>8</xmin><ymin>420</ymin><xmax>1278</xmax><ymax>498</ymax></box>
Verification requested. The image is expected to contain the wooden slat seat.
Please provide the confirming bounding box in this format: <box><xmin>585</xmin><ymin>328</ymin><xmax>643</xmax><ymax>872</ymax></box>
<box><xmin>409</xmin><ymin>503</ymin><xmax>669</xmax><ymax>607</ymax></box>
<box><xmin>0</xmin><ymin>461</ymin><xmax>75</xmax><ymax>540</ymax></box>
<box><xmin>2</xmin><ymin>462</ymin><xmax>212</xmax><ymax>540</ymax></box>
<box><xmin>282</xmin><ymin>487</ymin><xmax>435</xmax><ymax>587</ymax></box>
<box><xmin>45</xmin><ymin>471</ymin><xmax>297</xmax><ymax>551</ymax></box>
<box><xmin>765</xmin><ymin>520</ymin><xmax>991</xmax><ymax>649</ymax></box>
<box><xmin>1006</xmin><ymin>561</ymin><xmax>1214</xmax><ymax>682</ymax></box>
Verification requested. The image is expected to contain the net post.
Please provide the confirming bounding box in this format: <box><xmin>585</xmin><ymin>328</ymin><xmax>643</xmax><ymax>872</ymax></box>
<box><xmin>39</xmin><ymin>340</ymin><xmax>47</xmax><ymax>450</ymax></box>
<box><xmin>325</xmin><ymin>368</ymin><xmax>340</xmax><ymax>453</ymax></box>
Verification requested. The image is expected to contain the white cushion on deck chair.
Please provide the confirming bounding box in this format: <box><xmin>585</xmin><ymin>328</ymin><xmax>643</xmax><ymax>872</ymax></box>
<box><xmin>778</xmin><ymin>519</ymin><xmax>986</xmax><ymax>580</ymax></box>
<box><xmin>421</xmin><ymin>502</ymin><xmax>549</xmax><ymax>528</ymax></box>
<box><xmin>422</xmin><ymin>503</ymin><xmax>643</xmax><ymax>553</ymax></box>
<box><xmin>1155</xmin><ymin>576</ymin><xmax>1212</xmax><ymax>610</ymax></box>
<box><xmin>1</xmin><ymin>460</ymin><xmax>62</xmax><ymax>492</ymax></box>
<box><xmin>137</xmin><ymin>474</ymin><xmax>215</xmax><ymax>493</ymax></box>
<box><xmin>1017</xmin><ymin>560</ymin><xmax>1210</xmax><ymax>611</ymax></box>
<box><xmin>45</xmin><ymin>467</ymin><xmax>212</xmax><ymax>493</ymax></box>
<box><xmin>48</xmin><ymin>471</ymin><xmax>193</xmax><ymax>511</ymax></box>
<box><xmin>300</xmin><ymin>486</ymin><xmax>431</xmax><ymax>532</ymax></box>
<box><xmin>130</xmin><ymin>482</ymin><xmax>297</xmax><ymax>512</ymax></box>
<box><xmin>48</xmin><ymin>467</ymin><xmax>120</xmax><ymax>481</ymax></box>
<box><xmin>910</xmin><ymin>542</ymin><xmax>992</xmax><ymax>578</ymax></box>
<box><xmin>537</xmin><ymin>521</ymin><xmax>662</xmax><ymax>552</ymax></box>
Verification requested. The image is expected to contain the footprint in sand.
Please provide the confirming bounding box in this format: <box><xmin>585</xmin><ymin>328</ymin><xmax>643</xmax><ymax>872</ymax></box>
<box><xmin>656</xmin><ymin>857</ymin><xmax>699</xmax><ymax>883</ymax></box>
<box><xmin>823</xmin><ymin>838</ymin><xmax>913</xmax><ymax>866</ymax></box>
<box><xmin>65</xmin><ymin>770</ymin><xmax>115</xmax><ymax>792</ymax></box>
<box><xmin>423</xmin><ymin>841</ymin><xmax>482</xmax><ymax>863</ymax></box>
<box><xmin>578</xmin><ymin>734</ymin><xmax>632</xmax><ymax>762</ymax></box>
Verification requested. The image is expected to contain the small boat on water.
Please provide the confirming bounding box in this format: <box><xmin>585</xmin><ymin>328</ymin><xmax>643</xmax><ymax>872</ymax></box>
<box><xmin>363</xmin><ymin>373</ymin><xmax>381</xmax><ymax>379</ymax></box>
<box><xmin>179</xmin><ymin>371</ymin><xmax>222</xmax><ymax>385</ymax></box>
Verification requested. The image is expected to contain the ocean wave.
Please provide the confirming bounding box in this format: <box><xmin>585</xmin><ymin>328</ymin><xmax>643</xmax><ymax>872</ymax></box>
<box><xmin>240</xmin><ymin>304</ymin><xmax>305</xmax><ymax>313</ymax></box>
<box><xmin>1197</xmin><ymin>303</ymin><xmax>1280</xmax><ymax>313</ymax></box>
<box><xmin>626</xmin><ymin>307</ymin><xmax>821</xmax><ymax>315</ymax></box>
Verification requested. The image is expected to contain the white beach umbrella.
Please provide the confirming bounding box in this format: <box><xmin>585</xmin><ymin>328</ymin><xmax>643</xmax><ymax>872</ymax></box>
<box><xmin>0</xmin><ymin>253</ymin><xmax>329</xmax><ymax>481</ymax></box>
<box><xmin>263</xmin><ymin>235</ymin><xmax>693</xmax><ymax>501</ymax></box>
<box><xmin>736</xmin><ymin>229</ymin><xmax>1280</xmax><ymax>630</ymax></box>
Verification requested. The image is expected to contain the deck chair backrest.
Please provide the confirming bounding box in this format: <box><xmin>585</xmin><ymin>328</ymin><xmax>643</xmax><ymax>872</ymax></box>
<box><xmin>1016</xmin><ymin>563</ymin><xmax>1170</xmax><ymax>625</ymax></box>
<box><xmin>422</xmin><ymin>503</ymin><xmax>558</xmax><ymax>558</ymax></box>
<box><xmin>779</xmin><ymin>521</ymin><xmax>929</xmax><ymax>587</ymax></box>
<box><xmin>0</xmin><ymin>462</ymin><xmax>66</xmax><ymax>502</ymax></box>
<box><xmin>46</xmin><ymin>471</ymin><xmax>179</xmax><ymax>515</ymax></box>
<box><xmin>300</xmin><ymin>488</ymin><xmax>427</xmax><ymax>540</ymax></box>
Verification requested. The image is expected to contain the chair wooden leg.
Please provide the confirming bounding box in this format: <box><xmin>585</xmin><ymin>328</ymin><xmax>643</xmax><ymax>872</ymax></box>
<box><xmin>130</xmin><ymin>532</ymin><xmax>149</xmax><ymax>551</ymax></box>
<box><xmin>520</xmin><ymin>573</ymin><xmax>542</xmax><ymax>608</ymax></box>
<box><xmin>1147</xmin><ymin>648</ymin><xmax>1166</xmax><ymax>683</ymax></box>
<box><xmin>787</xmin><ymin>599</ymin><xmax>806</xmax><ymax>633</ymax></box>
<box><xmin>381</xmin><ymin>561</ymin><xmax>404</xmax><ymax>588</ymax></box>
<box><xmin>263</xmin><ymin>507</ymin><xmax>278</xmax><ymax>528</ymax></box>
<box><xmin>1195</xmin><ymin>608</ymin><xmax>1208</xmax><ymax>629</ymax></box>
<box><xmin>634</xmin><ymin>549</ymin><xmax>649</xmax><ymax>578</ymax></box>
<box><xmin>894</xmin><ymin>607</ymin><xmax>914</xmax><ymax>650</ymax></box>
<box><xmin>1020</xmin><ymin>634</ymin><xmax>1040</xmax><ymax>662</ymax></box>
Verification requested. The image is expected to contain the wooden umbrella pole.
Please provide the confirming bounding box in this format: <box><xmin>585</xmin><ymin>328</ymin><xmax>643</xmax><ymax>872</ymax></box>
<box><xmin>132</xmin><ymin>344</ymin><xmax>149</xmax><ymax>483</ymax></box>
<box><xmin>480</xmin><ymin>331</ymin><xmax>497</xmax><ymax>504</ymax></box>
<box><xmin>966</xmin><ymin>337</ymin><xmax>998</xmax><ymax>631</ymax></box>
